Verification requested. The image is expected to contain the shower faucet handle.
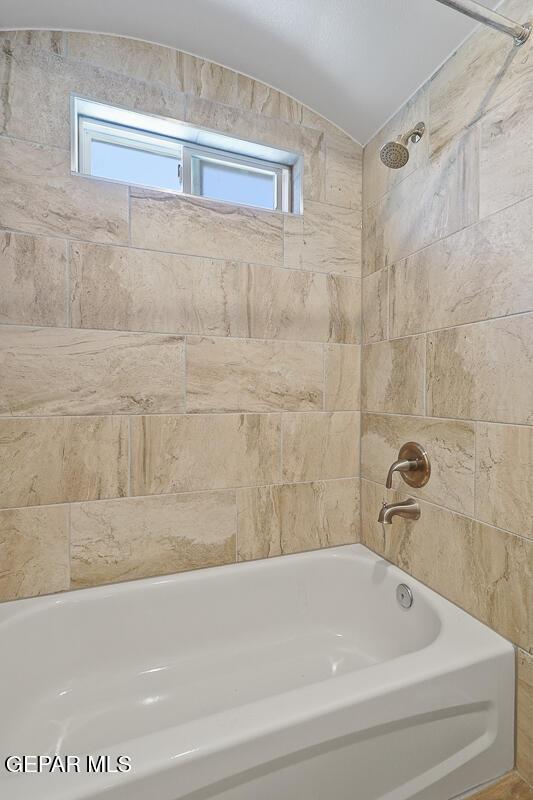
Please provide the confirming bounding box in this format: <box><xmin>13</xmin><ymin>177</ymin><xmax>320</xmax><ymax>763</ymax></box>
<box><xmin>385</xmin><ymin>442</ymin><xmax>431</xmax><ymax>490</ymax></box>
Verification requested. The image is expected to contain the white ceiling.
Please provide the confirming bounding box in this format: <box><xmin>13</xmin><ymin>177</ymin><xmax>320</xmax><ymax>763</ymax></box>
<box><xmin>0</xmin><ymin>0</ymin><xmax>503</xmax><ymax>143</ymax></box>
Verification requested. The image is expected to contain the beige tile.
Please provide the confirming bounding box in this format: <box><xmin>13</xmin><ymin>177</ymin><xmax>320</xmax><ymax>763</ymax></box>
<box><xmin>0</xmin><ymin>137</ymin><xmax>129</xmax><ymax>244</ymax></box>
<box><xmin>480</xmin><ymin>82</ymin><xmax>533</xmax><ymax>218</ymax></box>
<box><xmin>70</xmin><ymin>243</ymin><xmax>247</xmax><ymax>337</ymax></box>
<box><xmin>0</xmin><ymin>30</ymin><xmax>67</xmax><ymax>55</ymax></box>
<box><xmin>179</xmin><ymin>55</ymin><xmax>303</xmax><ymax>125</ymax></box>
<box><xmin>476</xmin><ymin>423</ymin><xmax>533</xmax><ymax>540</ymax></box>
<box><xmin>361</xmin><ymin>413</ymin><xmax>475</xmax><ymax>514</ymax></box>
<box><xmin>284</xmin><ymin>200</ymin><xmax>361</xmax><ymax>277</ymax></box>
<box><xmin>131</xmin><ymin>413</ymin><xmax>281</xmax><ymax>495</ymax></box>
<box><xmin>517</xmin><ymin>650</ymin><xmax>533</xmax><ymax>788</ymax></box>
<box><xmin>363</xmin><ymin>85</ymin><xmax>429</xmax><ymax>208</ymax></box>
<box><xmin>427</xmin><ymin>315</ymin><xmax>533</xmax><ymax>424</ymax></box>
<box><xmin>70</xmin><ymin>491</ymin><xmax>236</xmax><ymax>588</ymax></box>
<box><xmin>0</xmin><ymin>506</ymin><xmax>69</xmax><ymax>601</ymax></box>
<box><xmin>361</xmin><ymin>479</ymin><xmax>533</xmax><ymax>650</ymax></box>
<box><xmin>186</xmin><ymin>336</ymin><xmax>323</xmax><ymax>412</ymax></box>
<box><xmin>471</xmin><ymin>772</ymin><xmax>533</xmax><ymax>800</ymax></box>
<box><xmin>0</xmin><ymin>417</ymin><xmax>127</xmax><ymax>508</ymax></box>
<box><xmin>282</xmin><ymin>412</ymin><xmax>360</xmax><ymax>482</ymax></box>
<box><xmin>363</xmin><ymin>131</ymin><xmax>478</xmax><ymax>275</ymax></box>
<box><xmin>0</xmin><ymin>326</ymin><xmax>185</xmax><ymax>416</ymax></box>
<box><xmin>324</xmin><ymin>344</ymin><xmax>360</xmax><ymax>411</ymax></box>
<box><xmin>429</xmin><ymin>0</ymin><xmax>533</xmax><ymax>156</ymax></box>
<box><xmin>390</xmin><ymin>196</ymin><xmax>533</xmax><ymax>337</ymax></box>
<box><xmin>0</xmin><ymin>231</ymin><xmax>67</xmax><ymax>326</ymax></box>
<box><xmin>325</xmin><ymin>130</ymin><xmax>362</xmax><ymax>210</ymax></box>
<box><xmin>68</xmin><ymin>33</ymin><xmax>177</xmax><ymax>86</ymax></box>
<box><xmin>362</xmin><ymin>268</ymin><xmax>388</xmax><ymax>343</ymax></box>
<box><xmin>184</xmin><ymin>95</ymin><xmax>325</xmax><ymax>202</ymax></box>
<box><xmin>0</xmin><ymin>43</ymin><xmax>185</xmax><ymax>149</ymax></box>
<box><xmin>130</xmin><ymin>189</ymin><xmax>284</xmax><ymax>266</ymax></box>
<box><xmin>237</xmin><ymin>478</ymin><xmax>360</xmax><ymax>561</ymax></box>
<box><xmin>362</xmin><ymin>336</ymin><xmax>425</xmax><ymax>414</ymax></box>
<box><xmin>244</xmin><ymin>265</ymin><xmax>360</xmax><ymax>344</ymax></box>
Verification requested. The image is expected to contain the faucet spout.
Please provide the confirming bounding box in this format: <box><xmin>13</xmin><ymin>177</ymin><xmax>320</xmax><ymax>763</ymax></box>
<box><xmin>378</xmin><ymin>497</ymin><xmax>421</xmax><ymax>525</ymax></box>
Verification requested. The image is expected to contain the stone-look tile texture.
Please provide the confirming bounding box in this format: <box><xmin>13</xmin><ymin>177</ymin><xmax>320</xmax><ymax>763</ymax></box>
<box><xmin>0</xmin><ymin>417</ymin><xmax>128</xmax><ymax>508</ymax></box>
<box><xmin>0</xmin><ymin>326</ymin><xmax>185</xmax><ymax>416</ymax></box>
<box><xmin>363</xmin><ymin>5</ymin><xmax>533</xmax><ymax>783</ymax></box>
<box><xmin>0</xmin><ymin>31</ymin><xmax>362</xmax><ymax>603</ymax></box>
<box><xmin>237</xmin><ymin>479</ymin><xmax>360</xmax><ymax>561</ymax></box>
<box><xmin>282</xmin><ymin>412</ymin><xmax>360</xmax><ymax>483</ymax></box>
<box><xmin>186</xmin><ymin>336</ymin><xmax>324</xmax><ymax>413</ymax></box>
<box><xmin>0</xmin><ymin>232</ymin><xmax>67</xmax><ymax>326</ymax></box>
<box><xmin>130</xmin><ymin>414</ymin><xmax>281</xmax><ymax>495</ymax></box>
<box><xmin>361</xmin><ymin>336</ymin><xmax>425</xmax><ymax>415</ymax></box>
<box><xmin>470</xmin><ymin>773</ymin><xmax>533</xmax><ymax>800</ymax></box>
<box><xmin>70</xmin><ymin>492</ymin><xmax>237</xmax><ymax>588</ymax></box>
<box><xmin>0</xmin><ymin>506</ymin><xmax>70</xmax><ymax>601</ymax></box>
<box><xmin>325</xmin><ymin>345</ymin><xmax>361</xmax><ymax>411</ymax></box>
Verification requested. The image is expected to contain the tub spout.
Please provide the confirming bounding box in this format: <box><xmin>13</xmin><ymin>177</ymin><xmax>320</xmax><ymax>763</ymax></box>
<box><xmin>378</xmin><ymin>498</ymin><xmax>421</xmax><ymax>525</ymax></box>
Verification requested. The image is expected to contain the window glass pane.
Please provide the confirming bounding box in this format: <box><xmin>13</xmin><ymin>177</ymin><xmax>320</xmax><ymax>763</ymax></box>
<box><xmin>197</xmin><ymin>159</ymin><xmax>276</xmax><ymax>210</ymax></box>
<box><xmin>90</xmin><ymin>140</ymin><xmax>181</xmax><ymax>191</ymax></box>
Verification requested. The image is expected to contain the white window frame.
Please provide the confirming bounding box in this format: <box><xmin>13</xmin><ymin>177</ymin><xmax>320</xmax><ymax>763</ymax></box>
<box><xmin>72</xmin><ymin>96</ymin><xmax>302</xmax><ymax>214</ymax></box>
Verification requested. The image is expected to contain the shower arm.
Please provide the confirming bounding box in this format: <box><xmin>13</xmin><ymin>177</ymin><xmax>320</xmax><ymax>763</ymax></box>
<box><xmin>434</xmin><ymin>0</ymin><xmax>531</xmax><ymax>46</ymax></box>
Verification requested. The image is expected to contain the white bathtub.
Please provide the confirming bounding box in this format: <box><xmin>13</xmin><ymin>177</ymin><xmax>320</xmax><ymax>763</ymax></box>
<box><xmin>0</xmin><ymin>544</ymin><xmax>514</xmax><ymax>800</ymax></box>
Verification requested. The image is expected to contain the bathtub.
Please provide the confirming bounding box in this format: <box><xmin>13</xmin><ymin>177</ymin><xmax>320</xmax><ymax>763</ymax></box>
<box><xmin>0</xmin><ymin>544</ymin><xmax>514</xmax><ymax>800</ymax></box>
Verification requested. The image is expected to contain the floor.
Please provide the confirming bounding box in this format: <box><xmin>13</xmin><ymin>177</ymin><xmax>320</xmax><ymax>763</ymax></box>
<box><xmin>469</xmin><ymin>773</ymin><xmax>533</xmax><ymax>799</ymax></box>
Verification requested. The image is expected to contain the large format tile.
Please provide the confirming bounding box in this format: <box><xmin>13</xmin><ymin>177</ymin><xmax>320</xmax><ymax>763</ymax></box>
<box><xmin>71</xmin><ymin>491</ymin><xmax>236</xmax><ymax>588</ymax></box>
<box><xmin>0</xmin><ymin>506</ymin><xmax>69</xmax><ymax>601</ymax></box>
<box><xmin>476</xmin><ymin>423</ymin><xmax>533</xmax><ymax>540</ymax></box>
<box><xmin>429</xmin><ymin>0</ymin><xmax>533</xmax><ymax>156</ymax></box>
<box><xmin>282</xmin><ymin>412</ymin><xmax>360</xmax><ymax>482</ymax></box>
<box><xmin>0</xmin><ymin>326</ymin><xmax>185</xmax><ymax>416</ymax></box>
<box><xmin>325</xmin><ymin>130</ymin><xmax>362</xmax><ymax>210</ymax></box>
<box><xmin>284</xmin><ymin>200</ymin><xmax>361</xmax><ymax>277</ymax></box>
<box><xmin>518</xmin><ymin>650</ymin><xmax>533</xmax><ymax>787</ymax></box>
<box><xmin>362</xmin><ymin>336</ymin><xmax>425</xmax><ymax>415</ymax></box>
<box><xmin>363</xmin><ymin>85</ymin><xmax>429</xmax><ymax>209</ymax></box>
<box><xmin>362</xmin><ymin>268</ymin><xmax>388</xmax><ymax>343</ymax></box>
<box><xmin>237</xmin><ymin>478</ymin><xmax>360</xmax><ymax>561</ymax></box>
<box><xmin>361</xmin><ymin>414</ymin><xmax>475</xmax><ymax>514</ymax></box>
<box><xmin>179</xmin><ymin>54</ymin><xmax>303</xmax><ymax>124</ymax></box>
<box><xmin>480</xmin><ymin>82</ymin><xmax>533</xmax><ymax>218</ymax></box>
<box><xmin>131</xmin><ymin>413</ymin><xmax>281</xmax><ymax>495</ymax></box>
<box><xmin>363</xmin><ymin>131</ymin><xmax>478</xmax><ymax>275</ymax></box>
<box><xmin>324</xmin><ymin>344</ymin><xmax>361</xmax><ymax>411</ymax></box>
<box><xmin>361</xmin><ymin>479</ymin><xmax>533</xmax><ymax>650</ymax></box>
<box><xmin>67</xmin><ymin>33</ymin><xmax>177</xmax><ymax>86</ymax></box>
<box><xmin>0</xmin><ymin>30</ymin><xmax>67</xmax><ymax>55</ymax></box>
<box><xmin>0</xmin><ymin>417</ymin><xmax>127</xmax><ymax>508</ymax></box>
<box><xmin>427</xmin><ymin>315</ymin><xmax>533</xmax><ymax>424</ymax></box>
<box><xmin>0</xmin><ymin>42</ymin><xmax>185</xmax><ymax>149</ymax></box>
<box><xmin>186</xmin><ymin>336</ymin><xmax>323</xmax><ymax>412</ymax></box>
<box><xmin>130</xmin><ymin>190</ymin><xmax>284</xmax><ymax>266</ymax></box>
<box><xmin>390</xmin><ymin>196</ymin><xmax>533</xmax><ymax>337</ymax></box>
<box><xmin>0</xmin><ymin>231</ymin><xmax>67</xmax><ymax>326</ymax></box>
<box><xmin>70</xmin><ymin>243</ymin><xmax>247</xmax><ymax>337</ymax></box>
<box><xmin>244</xmin><ymin>266</ymin><xmax>360</xmax><ymax>344</ymax></box>
<box><xmin>0</xmin><ymin>138</ymin><xmax>129</xmax><ymax>244</ymax></box>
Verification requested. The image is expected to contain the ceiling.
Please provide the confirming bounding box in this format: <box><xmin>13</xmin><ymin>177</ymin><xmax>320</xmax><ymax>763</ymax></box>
<box><xmin>0</xmin><ymin>0</ymin><xmax>502</xmax><ymax>143</ymax></box>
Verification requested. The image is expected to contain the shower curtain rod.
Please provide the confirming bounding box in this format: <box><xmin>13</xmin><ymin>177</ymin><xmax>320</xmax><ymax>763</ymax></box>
<box><xmin>434</xmin><ymin>0</ymin><xmax>531</xmax><ymax>45</ymax></box>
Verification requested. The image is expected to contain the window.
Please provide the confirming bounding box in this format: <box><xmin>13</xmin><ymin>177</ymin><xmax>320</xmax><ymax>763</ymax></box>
<box><xmin>71</xmin><ymin>96</ymin><xmax>302</xmax><ymax>213</ymax></box>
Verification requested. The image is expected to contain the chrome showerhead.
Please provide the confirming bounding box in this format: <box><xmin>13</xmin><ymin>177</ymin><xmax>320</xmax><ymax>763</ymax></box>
<box><xmin>379</xmin><ymin>122</ymin><xmax>425</xmax><ymax>170</ymax></box>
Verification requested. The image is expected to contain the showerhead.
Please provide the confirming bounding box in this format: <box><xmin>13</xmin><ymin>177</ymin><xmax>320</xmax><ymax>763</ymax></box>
<box><xmin>379</xmin><ymin>140</ymin><xmax>410</xmax><ymax>169</ymax></box>
<box><xmin>379</xmin><ymin>122</ymin><xmax>425</xmax><ymax>170</ymax></box>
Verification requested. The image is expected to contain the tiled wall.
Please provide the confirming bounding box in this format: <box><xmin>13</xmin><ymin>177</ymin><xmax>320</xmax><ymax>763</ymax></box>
<box><xmin>361</xmin><ymin>0</ymin><xmax>533</xmax><ymax>785</ymax></box>
<box><xmin>0</xmin><ymin>31</ymin><xmax>362</xmax><ymax>599</ymax></box>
